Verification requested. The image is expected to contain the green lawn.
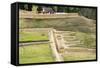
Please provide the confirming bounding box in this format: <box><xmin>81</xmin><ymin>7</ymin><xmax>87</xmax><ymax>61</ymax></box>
<box><xmin>19</xmin><ymin>31</ymin><xmax>48</xmax><ymax>41</ymax></box>
<box><xmin>19</xmin><ymin>44</ymin><xmax>54</xmax><ymax>64</ymax></box>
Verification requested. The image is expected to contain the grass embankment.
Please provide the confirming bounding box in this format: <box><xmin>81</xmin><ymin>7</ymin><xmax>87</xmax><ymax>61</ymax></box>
<box><xmin>19</xmin><ymin>31</ymin><xmax>48</xmax><ymax>41</ymax></box>
<box><xmin>19</xmin><ymin>44</ymin><xmax>54</xmax><ymax>64</ymax></box>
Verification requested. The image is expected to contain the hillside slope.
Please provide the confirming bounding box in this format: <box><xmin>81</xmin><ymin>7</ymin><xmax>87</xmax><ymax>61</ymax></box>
<box><xmin>19</xmin><ymin>16</ymin><xmax>96</xmax><ymax>33</ymax></box>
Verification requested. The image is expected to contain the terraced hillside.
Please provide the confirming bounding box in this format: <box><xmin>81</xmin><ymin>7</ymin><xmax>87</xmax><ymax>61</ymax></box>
<box><xmin>53</xmin><ymin>30</ymin><xmax>96</xmax><ymax>61</ymax></box>
<box><xmin>19</xmin><ymin>28</ymin><xmax>96</xmax><ymax>64</ymax></box>
<box><xmin>19</xmin><ymin>16</ymin><xmax>96</xmax><ymax>33</ymax></box>
<box><xmin>19</xmin><ymin>11</ymin><xmax>96</xmax><ymax>64</ymax></box>
<box><xmin>62</xmin><ymin>31</ymin><xmax>96</xmax><ymax>48</ymax></box>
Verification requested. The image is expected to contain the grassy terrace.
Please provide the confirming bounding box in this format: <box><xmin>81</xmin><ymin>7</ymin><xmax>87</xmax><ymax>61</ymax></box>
<box><xmin>19</xmin><ymin>17</ymin><xmax>96</xmax><ymax>33</ymax></box>
<box><xmin>19</xmin><ymin>30</ymin><xmax>53</xmax><ymax>64</ymax></box>
<box><xmin>63</xmin><ymin>51</ymin><xmax>96</xmax><ymax>61</ymax></box>
<box><xmin>63</xmin><ymin>31</ymin><xmax>96</xmax><ymax>49</ymax></box>
<box><xmin>19</xmin><ymin>44</ymin><xmax>54</xmax><ymax>64</ymax></box>
<box><xmin>19</xmin><ymin>11</ymin><xmax>79</xmax><ymax>19</ymax></box>
<box><xmin>19</xmin><ymin>16</ymin><xmax>96</xmax><ymax>63</ymax></box>
<box><xmin>19</xmin><ymin>31</ymin><xmax>48</xmax><ymax>41</ymax></box>
<box><xmin>75</xmin><ymin>32</ymin><xmax>96</xmax><ymax>49</ymax></box>
<box><xmin>63</xmin><ymin>31</ymin><xmax>96</xmax><ymax>61</ymax></box>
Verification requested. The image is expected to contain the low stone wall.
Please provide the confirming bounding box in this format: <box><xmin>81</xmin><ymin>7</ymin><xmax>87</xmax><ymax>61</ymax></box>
<box><xmin>19</xmin><ymin>10</ymin><xmax>79</xmax><ymax>19</ymax></box>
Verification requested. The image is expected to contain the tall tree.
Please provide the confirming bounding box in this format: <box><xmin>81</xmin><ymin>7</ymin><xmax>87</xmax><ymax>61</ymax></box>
<box><xmin>79</xmin><ymin>8</ymin><xmax>96</xmax><ymax>19</ymax></box>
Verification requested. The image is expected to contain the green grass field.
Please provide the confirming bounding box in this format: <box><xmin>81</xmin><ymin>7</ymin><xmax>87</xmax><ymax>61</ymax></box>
<box><xmin>19</xmin><ymin>31</ymin><xmax>48</xmax><ymax>41</ymax></box>
<box><xmin>19</xmin><ymin>44</ymin><xmax>54</xmax><ymax>64</ymax></box>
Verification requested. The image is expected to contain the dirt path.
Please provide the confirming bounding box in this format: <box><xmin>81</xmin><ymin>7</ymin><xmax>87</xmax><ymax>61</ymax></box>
<box><xmin>48</xmin><ymin>29</ymin><xmax>64</xmax><ymax>61</ymax></box>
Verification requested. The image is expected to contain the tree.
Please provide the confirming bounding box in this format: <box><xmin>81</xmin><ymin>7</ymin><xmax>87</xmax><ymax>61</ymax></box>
<box><xmin>37</xmin><ymin>6</ymin><xmax>42</xmax><ymax>13</ymax></box>
<box><xmin>19</xmin><ymin>4</ymin><xmax>32</xmax><ymax>11</ymax></box>
<box><xmin>79</xmin><ymin>8</ymin><xmax>96</xmax><ymax>19</ymax></box>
